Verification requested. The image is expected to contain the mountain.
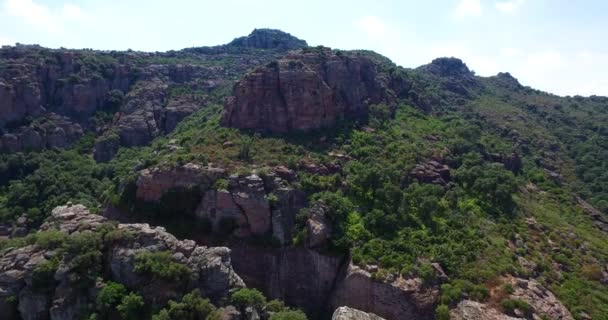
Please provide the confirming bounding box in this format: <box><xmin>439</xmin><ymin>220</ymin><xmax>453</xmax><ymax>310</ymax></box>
<box><xmin>0</xmin><ymin>29</ymin><xmax>607</xmax><ymax>320</ymax></box>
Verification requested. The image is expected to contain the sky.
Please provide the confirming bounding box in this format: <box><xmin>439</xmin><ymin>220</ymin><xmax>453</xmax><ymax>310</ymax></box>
<box><xmin>1</xmin><ymin>0</ymin><xmax>607</xmax><ymax>97</ymax></box>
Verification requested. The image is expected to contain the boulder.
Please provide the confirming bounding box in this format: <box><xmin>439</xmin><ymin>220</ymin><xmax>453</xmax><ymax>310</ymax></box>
<box><xmin>332</xmin><ymin>306</ymin><xmax>386</xmax><ymax>320</ymax></box>
<box><xmin>450</xmin><ymin>300</ymin><xmax>521</xmax><ymax>320</ymax></box>
<box><xmin>330</xmin><ymin>263</ymin><xmax>438</xmax><ymax>320</ymax></box>
<box><xmin>409</xmin><ymin>159</ymin><xmax>451</xmax><ymax>186</ymax></box>
<box><xmin>306</xmin><ymin>203</ymin><xmax>332</xmax><ymax>249</ymax></box>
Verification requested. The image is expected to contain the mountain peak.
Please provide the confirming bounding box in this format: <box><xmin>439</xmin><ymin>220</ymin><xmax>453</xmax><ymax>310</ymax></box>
<box><xmin>227</xmin><ymin>28</ymin><xmax>308</xmax><ymax>50</ymax></box>
<box><xmin>420</xmin><ymin>57</ymin><xmax>474</xmax><ymax>78</ymax></box>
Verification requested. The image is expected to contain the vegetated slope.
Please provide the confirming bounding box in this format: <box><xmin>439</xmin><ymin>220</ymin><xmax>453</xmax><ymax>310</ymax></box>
<box><xmin>0</xmin><ymin>30</ymin><xmax>607</xmax><ymax>320</ymax></box>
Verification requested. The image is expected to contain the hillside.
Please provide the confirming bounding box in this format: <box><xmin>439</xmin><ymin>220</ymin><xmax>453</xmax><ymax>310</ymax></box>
<box><xmin>0</xmin><ymin>29</ymin><xmax>607</xmax><ymax>320</ymax></box>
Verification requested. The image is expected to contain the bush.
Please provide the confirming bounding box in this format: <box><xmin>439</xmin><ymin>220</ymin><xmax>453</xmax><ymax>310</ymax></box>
<box><xmin>134</xmin><ymin>251</ymin><xmax>191</xmax><ymax>281</ymax></box>
<box><xmin>435</xmin><ymin>304</ymin><xmax>450</xmax><ymax>320</ymax></box>
<box><xmin>35</xmin><ymin>230</ymin><xmax>67</xmax><ymax>249</ymax></box>
<box><xmin>230</xmin><ymin>288</ymin><xmax>267</xmax><ymax>309</ymax></box>
<box><xmin>96</xmin><ymin>282</ymin><xmax>128</xmax><ymax>314</ymax></box>
<box><xmin>269</xmin><ymin>310</ymin><xmax>308</xmax><ymax>320</ymax></box>
<box><xmin>265</xmin><ymin>299</ymin><xmax>287</xmax><ymax>313</ymax></box>
<box><xmin>116</xmin><ymin>293</ymin><xmax>144</xmax><ymax>320</ymax></box>
<box><xmin>501</xmin><ymin>299</ymin><xmax>531</xmax><ymax>316</ymax></box>
<box><xmin>152</xmin><ymin>290</ymin><xmax>215</xmax><ymax>320</ymax></box>
<box><xmin>62</xmin><ymin>231</ymin><xmax>104</xmax><ymax>285</ymax></box>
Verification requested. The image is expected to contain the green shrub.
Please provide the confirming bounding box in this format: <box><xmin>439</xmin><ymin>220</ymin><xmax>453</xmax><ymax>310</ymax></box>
<box><xmin>152</xmin><ymin>290</ymin><xmax>215</xmax><ymax>320</ymax></box>
<box><xmin>230</xmin><ymin>288</ymin><xmax>267</xmax><ymax>309</ymax></box>
<box><xmin>61</xmin><ymin>231</ymin><xmax>103</xmax><ymax>285</ymax></box>
<box><xmin>134</xmin><ymin>251</ymin><xmax>191</xmax><ymax>281</ymax></box>
<box><xmin>116</xmin><ymin>293</ymin><xmax>144</xmax><ymax>320</ymax></box>
<box><xmin>435</xmin><ymin>304</ymin><xmax>450</xmax><ymax>320</ymax></box>
<box><xmin>35</xmin><ymin>230</ymin><xmax>67</xmax><ymax>249</ymax></box>
<box><xmin>265</xmin><ymin>299</ymin><xmax>287</xmax><ymax>313</ymax></box>
<box><xmin>501</xmin><ymin>299</ymin><xmax>531</xmax><ymax>316</ymax></box>
<box><xmin>96</xmin><ymin>282</ymin><xmax>128</xmax><ymax>313</ymax></box>
<box><xmin>269</xmin><ymin>310</ymin><xmax>308</xmax><ymax>320</ymax></box>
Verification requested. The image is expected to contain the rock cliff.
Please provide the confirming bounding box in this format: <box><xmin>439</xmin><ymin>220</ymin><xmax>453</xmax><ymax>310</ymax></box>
<box><xmin>221</xmin><ymin>48</ymin><xmax>396</xmax><ymax>133</ymax></box>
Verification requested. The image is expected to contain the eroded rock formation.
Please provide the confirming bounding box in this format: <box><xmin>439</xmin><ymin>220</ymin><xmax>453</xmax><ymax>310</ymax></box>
<box><xmin>0</xmin><ymin>204</ymin><xmax>243</xmax><ymax>320</ymax></box>
<box><xmin>221</xmin><ymin>48</ymin><xmax>396</xmax><ymax>133</ymax></box>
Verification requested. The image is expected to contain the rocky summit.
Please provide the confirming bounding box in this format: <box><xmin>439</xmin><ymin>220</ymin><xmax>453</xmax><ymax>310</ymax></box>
<box><xmin>1</xmin><ymin>26</ymin><xmax>608</xmax><ymax>320</ymax></box>
<box><xmin>221</xmin><ymin>47</ymin><xmax>396</xmax><ymax>133</ymax></box>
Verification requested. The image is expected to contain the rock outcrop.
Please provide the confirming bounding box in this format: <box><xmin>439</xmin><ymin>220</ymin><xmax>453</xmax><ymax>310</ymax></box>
<box><xmin>135</xmin><ymin>163</ymin><xmax>224</xmax><ymax>203</ymax></box>
<box><xmin>131</xmin><ymin>164</ymin><xmax>307</xmax><ymax>240</ymax></box>
<box><xmin>577</xmin><ymin>196</ymin><xmax>608</xmax><ymax>232</ymax></box>
<box><xmin>416</xmin><ymin>57</ymin><xmax>480</xmax><ymax>99</ymax></box>
<box><xmin>450</xmin><ymin>300</ymin><xmax>521</xmax><ymax>320</ymax></box>
<box><xmin>227</xmin><ymin>28</ymin><xmax>308</xmax><ymax>50</ymax></box>
<box><xmin>330</xmin><ymin>263</ymin><xmax>438</xmax><ymax>320</ymax></box>
<box><xmin>0</xmin><ymin>204</ymin><xmax>244</xmax><ymax>320</ymax></box>
<box><xmin>0</xmin><ymin>113</ymin><xmax>83</xmax><ymax>153</ymax></box>
<box><xmin>409</xmin><ymin>159</ymin><xmax>451</xmax><ymax>187</ymax></box>
<box><xmin>332</xmin><ymin>306</ymin><xmax>386</xmax><ymax>320</ymax></box>
<box><xmin>221</xmin><ymin>48</ymin><xmax>395</xmax><ymax>133</ymax></box>
<box><xmin>505</xmin><ymin>277</ymin><xmax>573</xmax><ymax>320</ymax></box>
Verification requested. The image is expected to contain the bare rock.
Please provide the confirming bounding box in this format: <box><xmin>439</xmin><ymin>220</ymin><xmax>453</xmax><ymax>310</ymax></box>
<box><xmin>229</xmin><ymin>245</ymin><xmax>344</xmax><ymax>318</ymax></box>
<box><xmin>306</xmin><ymin>203</ymin><xmax>332</xmax><ymax>248</ymax></box>
<box><xmin>506</xmin><ymin>277</ymin><xmax>573</xmax><ymax>320</ymax></box>
<box><xmin>135</xmin><ymin>163</ymin><xmax>225</xmax><ymax>203</ymax></box>
<box><xmin>330</xmin><ymin>263</ymin><xmax>438</xmax><ymax>320</ymax></box>
<box><xmin>409</xmin><ymin>159</ymin><xmax>451</xmax><ymax>186</ymax></box>
<box><xmin>221</xmin><ymin>48</ymin><xmax>395</xmax><ymax>133</ymax></box>
<box><xmin>450</xmin><ymin>300</ymin><xmax>521</xmax><ymax>320</ymax></box>
<box><xmin>332</xmin><ymin>306</ymin><xmax>386</xmax><ymax>320</ymax></box>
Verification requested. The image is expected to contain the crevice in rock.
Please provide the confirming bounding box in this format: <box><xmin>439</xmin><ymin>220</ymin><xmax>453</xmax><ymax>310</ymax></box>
<box><xmin>322</xmin><ymin>252</ymin><xmax>351</xmax><ymax>317</ymax></box>
<box><xmin>229</xmin><ymin>191</ymin><xmax>251</xmax><ymax>230</ymax></box>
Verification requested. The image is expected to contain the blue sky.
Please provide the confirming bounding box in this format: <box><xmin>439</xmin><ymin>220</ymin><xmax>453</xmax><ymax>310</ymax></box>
<box><xmin>1</xmin><ymin>0</ymin><xmax>607</xmax><ymax>96</ymax></box>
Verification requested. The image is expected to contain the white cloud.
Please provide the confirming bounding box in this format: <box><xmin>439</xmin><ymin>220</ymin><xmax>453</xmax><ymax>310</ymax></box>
<box><xmin>455</xmin><ymin>0</ymin><xmax>483</xmax><ymax>17</ymax></box>
<box><xmin>500</xmin><ymin>47</ymin><xmax>522</xmax><ymax>57</ymax></box>
<box><xmin>496</xmin><ymin>0</ymin><xmax>525</xmax><ymax>13</ymax></box>
<box><xmin>62</xmin><ymin>3</ymin><xmax>86</xmax><ymax>20</ymax></box>
<box><xmin>4</xmin><ymin>0</ymin><xmax>89</xmax><ymax>33</ymax></box>
<box><xmin>5</xmin><ymin>0</ymin><xmax>61</xmax><ymax>32</ymax></box>
<box><xmin>526</xmin><ymin>50</ymin><xmax>563</xmax><ymax>68</ymax></box>
<box><xmin>355</xmin><ymin>15</ymin><xmax>388</xmax><ymax>37</ymax></box>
